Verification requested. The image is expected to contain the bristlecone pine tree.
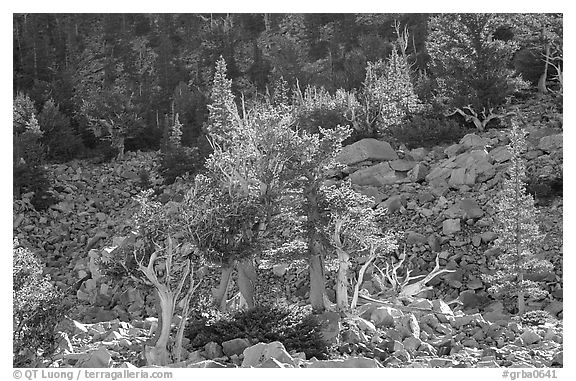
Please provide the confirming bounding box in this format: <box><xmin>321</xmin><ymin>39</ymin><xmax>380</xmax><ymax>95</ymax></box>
<box><xmin>205</xmin><ymin>55</ymin><xmax>238</xmax><ymax>147</ymax></box>
<box><xmin>483</xmin><ymin>121</ymin><xmax>553</xmax><ymax>315</ymax></box>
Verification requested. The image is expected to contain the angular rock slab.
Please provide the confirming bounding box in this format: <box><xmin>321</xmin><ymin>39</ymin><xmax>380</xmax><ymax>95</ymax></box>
<box><xmin>306</xmin><ymin>356</ymin><xmax>382</xmax><ymax>368</ymax></box>
<box><xmin>538</xmin><ymin>134</ymin><xmax>562</xmax><ymax>152</ymax></box>
<box><xmin>241</xmin><ymin>341</ymin><xmax>295</xmax><ymax>368</ymax></box>
<box><xmin>337</xmin><ymin>138</ymin><xmax>398</xmax><ymax>165</ymax></box>
<box><xmin>349</xmin><ymin>162</ymin><xmax>400</xmax><ymax>187</ymax></box>
<box><xmin>222</xmin><ymin>338</ymin><xmax>251</xmax><ymax>357</ymax></box>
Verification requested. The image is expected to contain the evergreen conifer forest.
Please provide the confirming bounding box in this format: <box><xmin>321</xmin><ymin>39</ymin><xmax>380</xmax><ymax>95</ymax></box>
<box><xmin>13</xmin><ymin>13</ymin><xmax>563</xmax><ymax>369</ymax></box>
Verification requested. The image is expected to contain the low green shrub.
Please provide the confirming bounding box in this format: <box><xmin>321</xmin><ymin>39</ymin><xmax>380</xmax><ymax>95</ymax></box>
<box><xmin>521</xmin><ymin>310</ymin><xmax>555</xmax><ymax>326</ymax></box>
<box><xmin>185</xmin><ymin>304</ymin><xmax>330</xmax><ymax>359</ymax></box>
<box><xmin>386</xmin><ymin>114</ymin><xmax>468</xmax><ymax>149</ymax></box>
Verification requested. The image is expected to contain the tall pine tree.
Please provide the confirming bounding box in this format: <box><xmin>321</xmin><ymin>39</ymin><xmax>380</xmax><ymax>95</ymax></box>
<box><xmin>205</xmin><ymin>56</ymin><xmax>238</xmax><ymax>148</ymax></box>
<box><xmin>483</xmin><ymin>120</ymin><xmax>553</xmax><ymax>315</ymax></box>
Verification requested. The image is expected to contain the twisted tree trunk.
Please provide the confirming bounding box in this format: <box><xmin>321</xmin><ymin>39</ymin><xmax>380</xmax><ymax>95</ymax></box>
<box><xmin>309</xmin><ymin>246</ymin><xmax>327</xmax><ymax>312</ymax></box>
<box><xmin>237</xmin><ymin>256</ymin><xmax>257</xmax><ymax>309</ymax></box>
<box><xmin>212</xmin><ymin>264</ymin><xmax>234</xmax><ymax>312</ymax></box>
<box><xmin>335</xmin><ymin>247</ymin><xmax>350</xmax><ymax>311</ymax></box>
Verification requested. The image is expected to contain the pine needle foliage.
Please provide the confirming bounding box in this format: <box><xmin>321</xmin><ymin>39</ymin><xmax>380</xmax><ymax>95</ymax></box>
<box><xmin>482</xmin><ymin>121</ymin><xmax>553</xmax><ymax>315</ymax></box>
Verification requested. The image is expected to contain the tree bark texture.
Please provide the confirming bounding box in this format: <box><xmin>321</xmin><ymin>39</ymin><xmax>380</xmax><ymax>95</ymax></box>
<box><xmin>237</xmin><ymin>256</ymin><xmax>257</xmax><ymax>309</ymax></box>
<box><xmin>212</xmin><ymin>265</ymin><xmax>234</xmax><ymax>312</ymax></box>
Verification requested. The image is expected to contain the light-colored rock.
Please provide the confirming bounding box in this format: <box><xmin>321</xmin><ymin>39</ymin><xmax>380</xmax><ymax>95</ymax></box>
<box><xmin>429</xmin><ymin>357</ymin><xmax>457</xmax><ymax>367</ymax></box>
<box><xmin>337</xmin><ymin>138</ymin><xmax>398</xmax><ymax>165</ymax></box>
<box><xmin>406</xmin><ymin>231</ymin><xmax>427</xmax><ymax>245</ymax></box>
<box><xmin>489</xmin><ymin>146</ymin><xmax>512</xmax><ymax>163</ymax></box>
<box><xmin>520</xmin><ymin>329</ymin><xmax>541</xmax><ymax>345</ymax></box>
<box><xmin>453</xmin><ymin>313</ymin><xmax>488</xmax><ymax>329</ymax></box>
<box><xmin>396</xmin><ymin>313</ymin><xmax>420</xmax><ymax>339</ymax></box>
<box><xmin>448</xmin><ymin>167</ymin><xmax>475</xmax><ymax>187</ymax></box>
<box><xmin>257</xmin><ymin>358</ymin><xmax>293</xmax><ymax>368</ymax></box>
<box><xmin>425</xmin><ymin>166</ymin><xmax>452</xmax><ymax>183</ymax></box>
<box><xmin>371</xmin><ymin>306</ymin><xmax>404</xmax><ymax>327</ymax></box>
<box><xmin>428</xmin><ymin>234</ymin><xmax>441</xmax><ymax>252</ymax></box>
<box><xmin>352</xmin><ymin>317</ymin><xmax>377</xmax><ymax>334</ymax></box>
<box><xmin>402</xmin><ymin>336</ymin><xmax>422</xmax><ymax>353</ymax></box>
<box><xmin>432</xmin><ymin>299</ymin><xmax>454</xmax><ymax>324</ymax></box>
<box><xmin>380</xmin><ymin>194</ymin><xmax>406</xmax><ymax>214</ymax></box>
<box><xmin>443</xmin><ymin>219</ymin><xmax>461</xmax><ymax>235</ymax></box>
<box><xmin>77</xmin><ymin>347</ymin><xmax>112</xmax><ymax>368</ymax></box>
<box><xmin>272</xmin><ymin>263</ymin><xmax>288</xmax><ymax>277</ymax></box>
<box><xmin>306</xmin><ymin>356</ymin><xmax>381</xmax><ymax>368</ymax></box>
<box><xmin>460</xmin><ymin>133</ymin><xmax>488</xmax><ymax>150</ymax></box>
<box><xmin>481</xmin><ymin>231</ymin><xmax>498</xmax><ymax>243</ymax></box>
<box><xmin>349</xmin><ymin>162</ymin><xmax>399</xmax><ymax>187</ymax></box>
<box><xmin>444</xmin><ymin>144</ymin><xmax>464</xmax><ymax>158</ymax></box>
<box><xmin>538</xmin><ymin>134</ymin><xmax>562</xmax><ymax>152</ymax></box>
<box><xmin>222</xmin><ymin>338</ymin><xmax>251</xmax><ymax>357</ymax></box>
<box><xmin>390</xmin><ymin>159</ymin><xmax>417</xmax><ymax>172</ymax></box>
<box><xmin>409</xmin><ymin>147</ymin><xmax>428</xmax><ymax>161</ymax></box>
<box><xmin>408</xmin><ymin>163</ymin><xmax>429</xmax><ymax>182</ymax></box>
<box><xmin>551</xmin><ymin>351</ymin><xmax>563</xmax><ymax>366</ymax></box>
<box><xmin>459</xmin><ymin>198</ymin><xmax>484</xmax><ymax>219</ymax></box>
<box><xmin>353</xmin><ymin>186</ymin><xmax>386</xmax><ymax>204</ymax></box>
<box><xmin>242</xmin><ymin>341</ymin><xmax>295</xmax><ymax>368</ymax></box>
<box><xmin>187</xmin><ymin>360</ymin><xmax>227</xmax><ymax>368</ymax></box>
<box><xmin>204</xmin><ymin>342</ymin><xmax>224</xmax><ymax>359</ymax></box>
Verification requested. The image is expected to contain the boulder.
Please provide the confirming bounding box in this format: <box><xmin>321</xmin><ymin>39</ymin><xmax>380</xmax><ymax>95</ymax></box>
<box><xmin>453</xmin><ymin>313</ymin><xmax>488</xmax><ymax>329</ymax></box>
<box><xmin>241</xmin><ymin>341</ymin><xmax>295</xmax><ymax>368</ymax></box>
<box><xmin>442</xmin><ymin>219</ymin><xmax>461</xmax><ymax>235</ymax></box>
<box><xmin>426</xmin><ymin>166</ymin><xmax>452</xmax><ymax>183</ymax></box>
<box><xmin>429</xmin><ymin>357</ymin><xmax>457</xmax><ymax>368</ymax></box>
<box><xmin>458</xmin><ymin>290</ymin><xmax>488</xmax><ymax>310</ymax></box>
<box><xmin>459</xmin><ymin>198</ymin><xmax>484</xmax><ymax>219</ymax></box>
<box><xmin>460</xmin><ymin>133</ymin><xmax>488</xmax><ymax>150</ymax></box>
<box><xmin>396</xmin><ymin>313</ymin><xmax>420</xmax><ymax>339</ymax></box>
<box><xmin>444</xmin><ymin>144</ymin><xmax>465</xmax><ymax>158</ymax></box>
<box><xmin>545</xmin><ymin>300</ymin><xmax>563</xmax><ymax>317</ymax></box>
<box><xmin>409</xmin><ymin>147</ymin><xmax>428</xmax><ymax>161</ymax></box>
<box><xmin>306</xmin><ymin>356</ymin><xmax>381</xmax><ymax>368</ymax></box>
<box><xmin>349</xmin><ymin>162</ymin><xmax>400</xmax><ymax>187</ymax></box>
<box><xmin>370</xmin><ymin>306</ymin><xmax>403</xmax><ymax>327</ymax></box>
<box><xmin>408</xmin><ymin>299</ymin><xmax>434</xmax><ymax>311</ymax></box>
<box><xmin>480</xmin><ymin>231</ymin><xmax>498</xmax><ymax>243</ymax></box>
<box><xmin>257</xmin><ymin>358</ymin><xmax>293</xmax><ymax>368</ymax></box>
<box><xmin>352</xmin><ymin>317</ymin><xmax>377</xmax><ymax>334</ymax></box>
<box><xmin>353</xmin><ymin>186</ymin><xmax>386</xmax><ymax>204</ymax></box>
<box><xmin>538</xmin><ymin>134</ymin><xmax>562</xmax><ymax>152</ymax></box>
<box><xmin>489</xmin><ymin>146</ymin><xmax>512</xmax><ymax>163</ymax></box>
<box><xmin>402</xmin><ymin>336</ymin><xmax>422</xmax><ymax>354</ymax></box>
<box><xmin>448</xmin><ymin>168</ymin><xmax>474</xmax><ymax>187</ymax></box>
<box><xmin>432</xmin><ymin>299</ymin><xmax>454</xmax><ymax>324</ymax></box>
<box><xmin>406</xmin><ymin>231</ymin><xmax>427</xmax><ymax>245</ymax></box>
<box><xmin>222</xmin><ymin>338</ymin><xmax>251</xmax><ymax>357</ymax></box>
<box><xmin>77</xmin><ymin>347</ymin><xmax>112</xmax><ymax>368</ymax></box>
<box><xmin>337</xmin><ymin>138</ymin><xmax>398</xmax><ymax>165</ymax></box>
<box><xmin>203</xmin><ymin>342</ymin><xmax>224</xmax><ymax>359</ymax></box>
<box><xmin>551</xmin><ymin>351</ymin><xmax>563</xmax><ymax>366</ymax></box>
<box><xmin>427</xmin><ymin>234</ymin><xmax>441</xmax><ymax>252</ymax></box>
<box><xmin>272</xmin><ymin>263</ymin><xmax>288</xmax><ymax>277</ymax></box>
<box><xmin>408</xmin><ymin>163</ymin><xmax>429</xmax><ymax>182</ymax></box>
<box><xmin>520</xmin><ymin>329</ymin><xmax>541</xmax><ymax>345</ymax></box>
<box><xmin>187</xmin><ymin>360</ymin><xmax>227</xmax><ymax>368</ymax></box>
<box><xmin>342</xmin><ymin>326</ymin><xmax>363</xmax><ymax>344</ymax></box>
<box><xmin>390</xmin><ymin>159</ymin><xmax>417</xmax><ymax>172</ymax></box>
<box><xmin>380</xmin><ymin>194</ymin><xmax>406</xmax><ymax>214</ymax></box>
